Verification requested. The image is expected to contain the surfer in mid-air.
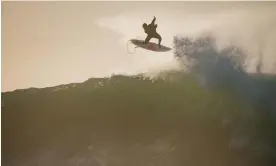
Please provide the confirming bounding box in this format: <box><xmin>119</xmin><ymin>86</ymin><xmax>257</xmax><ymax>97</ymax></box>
<box><xmin>142</xmin><ymin>16</ymin><xmax>162</xmax><ymax>48</ymax></box>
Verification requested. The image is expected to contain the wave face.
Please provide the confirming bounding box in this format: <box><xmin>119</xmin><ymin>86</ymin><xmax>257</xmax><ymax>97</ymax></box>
<box><xmin>2</xmin><ymin>36</ymin><xmax>276</xmax><ymax>166</ymax></box>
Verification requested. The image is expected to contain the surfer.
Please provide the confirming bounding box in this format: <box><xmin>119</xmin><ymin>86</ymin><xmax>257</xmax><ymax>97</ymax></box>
<box><xmin>142</xmin><ymin>16</ymin><xmax>162</xmax><ymax>48</ymax></box>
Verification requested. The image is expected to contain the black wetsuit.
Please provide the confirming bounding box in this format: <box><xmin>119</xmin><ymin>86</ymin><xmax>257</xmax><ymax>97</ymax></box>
<box><xmin>143</xmin><ymin>17</ymin><xmax>162</xmax><ymax>47</ymax></box>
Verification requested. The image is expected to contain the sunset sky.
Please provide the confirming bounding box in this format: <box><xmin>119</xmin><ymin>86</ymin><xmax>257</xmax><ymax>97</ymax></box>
<box><xmin>2</xmin><ymin>1</ymin><xmax>276</xmax><ymax>92</ymax></box>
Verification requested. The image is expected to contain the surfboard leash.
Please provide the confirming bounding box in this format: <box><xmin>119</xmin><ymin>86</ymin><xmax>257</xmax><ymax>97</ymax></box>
<box><xmin>127</xmin><ymin>39</ymin><xmax>138</xmax><ymax>55</ymax></box>
<box><xmin>126</xmin><ymin>36</ymin><xmax>143</xmax><ymax>55</ymax></box>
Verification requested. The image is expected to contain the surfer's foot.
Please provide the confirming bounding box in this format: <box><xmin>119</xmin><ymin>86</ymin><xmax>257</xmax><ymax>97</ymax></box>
<box><xmin>158</xmin><ymin>45</ymin><xmax>161</xmax><ymax>48</ymax></box>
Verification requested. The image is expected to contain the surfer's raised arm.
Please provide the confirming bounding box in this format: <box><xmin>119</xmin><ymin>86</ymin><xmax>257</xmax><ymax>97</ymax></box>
<box><xmin>140</xmin><ymin>16</ymin><xmax>162</xmax><ymax>48</ymax></box>
<box><xmin>150</xmin><ymin>16</ymin><xmax>156</xmax><ymax>25</ymax></box>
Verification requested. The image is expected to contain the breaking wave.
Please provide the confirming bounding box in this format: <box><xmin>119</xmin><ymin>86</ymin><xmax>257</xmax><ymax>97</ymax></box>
<box><xmin>173</xmin><ymin>35</ymin><xmax>276</xmax><ymax>115</ymax></box>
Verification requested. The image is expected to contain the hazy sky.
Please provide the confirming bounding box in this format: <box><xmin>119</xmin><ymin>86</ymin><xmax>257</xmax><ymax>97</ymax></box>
<box><xmin>2</xmin><ymin>1</ymin><xmax>276</xmax><ymax>92</ymax></box>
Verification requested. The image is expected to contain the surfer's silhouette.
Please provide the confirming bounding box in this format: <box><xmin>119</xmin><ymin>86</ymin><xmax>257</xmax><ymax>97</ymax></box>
<box><xmin>142</xmin><ymin>16</ymin><xmax>162</xmax><ymax>48</ymax></box>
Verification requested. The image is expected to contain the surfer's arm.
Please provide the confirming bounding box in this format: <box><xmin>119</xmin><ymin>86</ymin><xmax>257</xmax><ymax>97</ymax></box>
<box><xmin>150</xmin><ymin>16</ymin><xmax>156</xmax><ymax>25</ymax></box>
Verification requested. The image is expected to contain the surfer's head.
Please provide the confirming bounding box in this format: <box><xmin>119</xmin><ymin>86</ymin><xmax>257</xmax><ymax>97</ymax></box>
<box><xmin>142</xmin><ymin>23</ymin><xmax>147</xmax><ymax>29</ymax></box>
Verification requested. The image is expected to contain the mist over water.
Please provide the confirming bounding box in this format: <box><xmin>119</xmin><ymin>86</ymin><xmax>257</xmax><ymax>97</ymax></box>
<box><xmin>173</xmin><ymin>34</ymin><xmax>276</xmax><ymax>162</ymax></box>
<box><xmin>173</xmin><ymin>35</ymin><xmax>276</xmax><ymax>114</ymax></box>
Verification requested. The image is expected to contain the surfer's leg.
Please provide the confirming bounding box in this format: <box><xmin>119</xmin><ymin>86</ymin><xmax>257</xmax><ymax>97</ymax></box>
<box><xmin>144</xmin><ymin>35</ymin><xmax>152</xmax><ymax>45</ymax></box>
<box><xmin>154</xmin><ymin>33</ymin><xmax>162</xmax><ymax>48</ymax></box>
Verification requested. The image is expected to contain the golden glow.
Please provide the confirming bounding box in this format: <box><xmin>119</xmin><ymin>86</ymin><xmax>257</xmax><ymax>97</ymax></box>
<box><xmin>2</xmin><ymin>1</ymin><xmax>276</xmax><ymax>91</ymax></box>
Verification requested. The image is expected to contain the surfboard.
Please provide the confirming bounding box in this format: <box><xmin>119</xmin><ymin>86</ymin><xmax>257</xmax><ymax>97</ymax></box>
<box><xmin>130</xmin><ymin>39</ymin><xmax>172</xmax><ymax>52</ymax></box>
